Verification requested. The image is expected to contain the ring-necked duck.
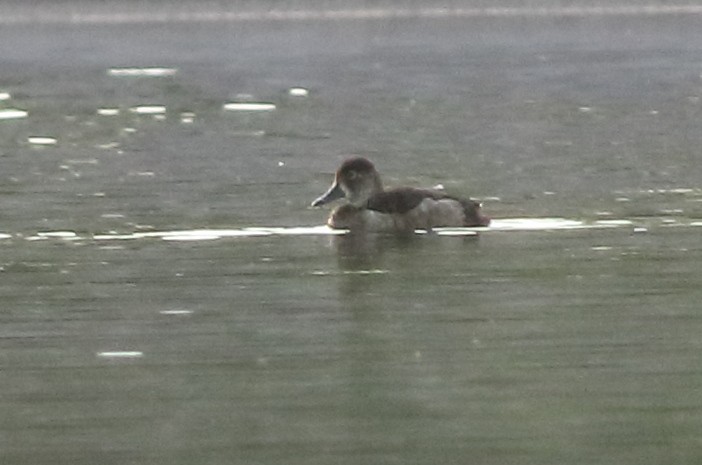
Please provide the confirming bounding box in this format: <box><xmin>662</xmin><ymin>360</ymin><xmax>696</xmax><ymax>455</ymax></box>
<box><xmin>312</xmin><ymin>157</ymin><xmax>490</xmax><ymax>232</ymax></box>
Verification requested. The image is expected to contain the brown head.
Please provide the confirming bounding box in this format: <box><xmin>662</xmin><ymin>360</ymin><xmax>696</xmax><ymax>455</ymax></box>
<box><xmin>311</xmin><ymin>157</ymin><xmax>384</xmax><ymax>208</ymax></box>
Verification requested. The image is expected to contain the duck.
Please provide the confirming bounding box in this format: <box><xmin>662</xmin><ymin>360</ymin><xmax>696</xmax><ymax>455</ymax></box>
<box><xmin>311</xmin><ymin>157</ymin><xmax>490</xmax><ymax>232</ymax></box>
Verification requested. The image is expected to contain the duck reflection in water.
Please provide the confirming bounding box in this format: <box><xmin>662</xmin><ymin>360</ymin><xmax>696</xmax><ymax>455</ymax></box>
<box><xmin>312</xmin><ymin>157</ymin><xmax>490</xmax><ymax>233</ymax></box>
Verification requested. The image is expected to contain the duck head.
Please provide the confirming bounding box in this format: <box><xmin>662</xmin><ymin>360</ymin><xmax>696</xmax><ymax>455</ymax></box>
<box><xmin>311</xmin><ymin>157</ymin><xmax>383</xmax><ymax>208</ymax></box>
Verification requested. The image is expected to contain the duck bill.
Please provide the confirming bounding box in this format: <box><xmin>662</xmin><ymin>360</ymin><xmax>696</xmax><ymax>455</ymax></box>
<box><xmin>311</xmin><ymin>181</ymin><xmax>345</xmax><ymax>207</ymax></box>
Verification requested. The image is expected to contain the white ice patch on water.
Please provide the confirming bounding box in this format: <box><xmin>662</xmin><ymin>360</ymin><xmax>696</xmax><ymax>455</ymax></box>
<box><xmin>434</xmin><ymin>229</ymin><xmax>479</xmax><ymax>236</ymax></box>
<box><xmin>594</xmin><ymin>219</ymin><xmax>634</xmax><ymax>226</ymax></box>
<box><xmin>94</xmin><ymin>226</ymin><xmax>344</xmax><ymax>241</ymax></box>
<box><xmin>97</xmin><ymin>351</ymin><xmax>144</xmax><ymax>358</ymax></box>
<box><xmin>488</xmin><ymin>218</ymin><xmax>588</xmax><ymax>230</ymax></box>
<box><xmin>311</xmin><ymin>269</ymin><xmax>389</xmax><ymax>276</ymax></box>
<box><xmin>97</xmin><ymin>108</ymin><xmax>120</xmax><ymax>116</ymax></box>
<box><xmin>244</xmin><ymin>226</ymin><xmax>344</xmax><ymax>236</ymax></box>
<box><xmin>16</xmin><ymin>219</ymin><xmax>665</xmax><ymax>243</ymax></box>
<box><xmin>32</xmin><ymin>231</ymin><xmax>80</xmax><ymax>240</ymax></box>
<box><xmin>27</xmin><ymin>136</ymin><xmax>58</xmax><ymax>145</ymax></box>
<box><xmin>0</xmin><ymin>109</ymin><xmax>28</xmax><ymax>120</ymax></box>
<box><xmin>288</xmin><ymin>87</ymin><xmax>309</xmax><ymax>97</ymax></box>
<box><xmin>108</xmin><ymin>67</ymin><xmax>177</xmax><ymax>77</ymax></box>
<box><xmin>111</xmin><ymin>221</ymin><xmax>616</xmax><ymax>239</ymax></box>
<box><xmin>130</xmin><ymin>105</ymin><xmax>166</xmax><ymax>114</ymax></box>
<box><xmin>223</xmin><ymin>102</ymin><xmax>276</xmax><ymax>111</ymax></box>
<box><xmin>160</xmin><ymin>309</ymin><xmax>193</xmax><ymax>315</ymax></box>
<box><xmin>486</xmin><ymin>218</ymin><xmax>637</xmax><ymax>231</ymax></box>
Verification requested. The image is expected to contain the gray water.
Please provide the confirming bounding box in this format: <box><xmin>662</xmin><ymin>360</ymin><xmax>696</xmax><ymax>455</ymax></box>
<box><xmin>2</xmin><ymin>3</ymin><xmax>702</xmax><ymax>465</ymax></box>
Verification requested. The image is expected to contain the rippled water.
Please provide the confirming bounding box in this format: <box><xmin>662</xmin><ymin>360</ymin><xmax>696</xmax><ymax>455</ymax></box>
<box><xmin>2</xmin><ymin>4</ymin><xmax>702</xmax><ymax>465</ymax></box>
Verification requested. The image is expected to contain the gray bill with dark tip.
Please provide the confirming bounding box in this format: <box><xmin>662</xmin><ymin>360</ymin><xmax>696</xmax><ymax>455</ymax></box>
<box><xmin>311</xmin><ymin>182</ymin><xmax>345</xmax><ymax>207</ymax></box>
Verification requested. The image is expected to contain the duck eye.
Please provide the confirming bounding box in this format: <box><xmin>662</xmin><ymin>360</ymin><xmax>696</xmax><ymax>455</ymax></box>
<box><xmin>347</xmin><ymin>170</ymin><xmax>357</xmax><ymax>180</ymax></box>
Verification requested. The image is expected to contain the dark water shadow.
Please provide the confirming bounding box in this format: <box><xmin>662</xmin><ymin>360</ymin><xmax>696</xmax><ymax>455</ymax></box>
<box><xmin>332</xmin><ymin>230</ymin><xmax>483</xmax><ymax>298</ymax></box>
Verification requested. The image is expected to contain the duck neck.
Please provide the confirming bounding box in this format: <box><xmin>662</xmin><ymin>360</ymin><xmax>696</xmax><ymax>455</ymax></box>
<box><xmin>348</xmin><ymin>177</ymin><xmax>383</xmax><ymax>207</ymax></box>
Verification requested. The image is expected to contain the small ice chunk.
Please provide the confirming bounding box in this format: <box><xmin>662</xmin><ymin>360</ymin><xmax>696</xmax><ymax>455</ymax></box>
<box><xmin>97</xmin><ymin>108</ymin><xmax>120</xmax><ymax>116</ymax></box>
<box><xmin>130</xmin><ymin>105</ymin><xmax>166</xmax><ymax>114</ymax></box>
<box><xmin>159</xmin><ymin>309</ymin><xmax>193</xmax><ymax>315</ymax></box>
<box><xmin>288</xmin><ymin>87</ymin><xmax>309</xmax><ymax>97</ymax></box>
<box><xmin>28</xmin><ymin>137</ymin><xmax>58</xmax><ymax>145</ymax></box>
<box><xmin>97</xmin><ymin>351</ymin><xmax>144</xmax><ymax>358</ymax></box>
<box><xmin>108</xmin><ymin>67</ymin><xmax>177</xmax><ymax>77</ymax></box>
<box><xmin>223</xmin><ymin>102</ymin><xmax>276</xmax><ymax>111</ymax></box>
<box><xmin>37</xmin><ymin>231</ymin><xmax>78</xmax><ymax>238</ymax></box>
<box><xmin>0</xmin><ymin>109</ymin><xmax>28</xmax><ymax>120</ymax></box>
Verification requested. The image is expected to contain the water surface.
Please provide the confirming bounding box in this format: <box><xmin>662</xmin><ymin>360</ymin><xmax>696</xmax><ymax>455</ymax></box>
<box><xmin>1</xmin><ymin>4</ymin><xmax>702</xmax><ymax>465</ymax></box>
